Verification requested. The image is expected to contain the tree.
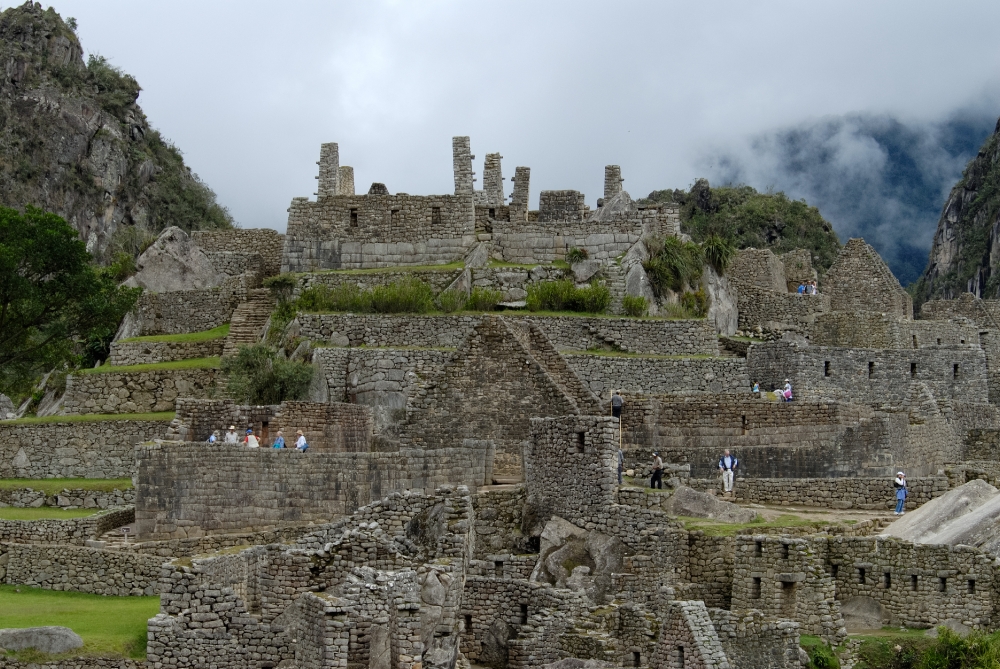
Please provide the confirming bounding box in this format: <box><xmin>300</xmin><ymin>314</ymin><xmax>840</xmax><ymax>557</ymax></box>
<box><xmin>0</xmin><ymin>206</ymin><xmax>141</xmax><ymax>395</ymax></box>
<box><xmin>221</xmin><ymin>344</ymin><xmax>314</xmax><ymax>406</ymax></box>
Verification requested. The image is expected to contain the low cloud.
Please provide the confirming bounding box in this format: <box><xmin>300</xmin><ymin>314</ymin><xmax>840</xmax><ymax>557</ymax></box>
<box><xmin>701</xmin><ymin>108</ymin><xmax>998</xmax><ymax>285</ymax></box>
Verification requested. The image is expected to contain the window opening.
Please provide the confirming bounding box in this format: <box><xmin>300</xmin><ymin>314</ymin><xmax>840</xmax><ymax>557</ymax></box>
<box><xmin>910</xmin><ymin>362</ymin><xmax>917</xmax><ymax>378</ymax></box>
<box><xmin>868</xmin><ymin>361</ymin><xmax>875</xmax><ymax>378</ymax></box>
<box><xmin>431</xmin><ymin>206</ymin><xmax>442</xmax><ymax>224</ymax></box>
<box><xmin>751</xmin><ymin>577</ymin><xmax>761</xmax><ymax>599</ymax></box>
<box><xmin>350</xmin><ymin>208</ymin><xmax>358</xmax><ymax>227</ymax></box>
<box><xmin>824</xmin><ymin>361</ymin><xmax>831</xmax><ymax>377</ymax></box>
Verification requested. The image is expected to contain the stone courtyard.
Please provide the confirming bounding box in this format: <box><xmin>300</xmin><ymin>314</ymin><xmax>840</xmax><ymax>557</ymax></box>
<box><xmin>6</xmin><ymin>137</ymin><xmax>1000</xmax><ymax>668</ymax></box>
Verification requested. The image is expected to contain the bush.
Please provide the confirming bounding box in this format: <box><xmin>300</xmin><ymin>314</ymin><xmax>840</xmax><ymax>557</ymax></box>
<box><xmin>643</xmin><ymin>236</ymin><xmax>704</xmax><ymax>297</ymax></box>
<box><xmin>703</xmin><ymin>233</ymin><xmax>736</xmax><ymax>274</ymax></box>
<box><xmin>297</xmin><ymin>278</ymin><xmax>434</xmax><ymax>314</ymax></box>
<box><xmin>466</xmin><ymin>287</ymin><xmax>503</xmax><ymax>311</ymax></box>
<box><xmin>221</xmin><ymin>344</ymin><xmax>313</xmax><ymax>405</ymax></box>
<box><xmin>566</xmin><ymin>247</ymin><xmax>589</xmax><ymax>263</ymax></box>
<box><xmin>805</xmin><ymin>642</ymin><xmax>839</xmax><ymax>669</ymax></box>
<box><xmin>680</xmin><ymin>289</ymin><xmax>709</xmax><ymax>318</ymax></box>
<box><xmin>526</xmin><ymin>280</ymin><xmax>610</xmax><ymax>313</ymax></box>
<box><xmin>263</xmin><ymin>273</ymin><xmax>297</xmax><ymax>301</ymax></box>
<box><xmin>436</xmin><ymin>289</ymin><xmax>466</xmax><ymax>313</ymax></box>
<box><xmin>622</xmin><ymin>295</ymin><xmax>648</xmax><ymax>317</ymax></box>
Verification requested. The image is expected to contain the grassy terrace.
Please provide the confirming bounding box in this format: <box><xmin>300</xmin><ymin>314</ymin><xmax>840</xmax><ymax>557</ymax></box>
<box><xmin>119</xmin><ymin>323</ymin><xmax>230</xmax><ymax>343</ymax></box>
<box><xmin>0</xmin><ymin>507</ymin><xmax>100</xmax><ymax>521</ymax></box>
<box><xmin>304</xmin><ymin>262</ymin><xmax>465</xmax><ymax>276</ymax></box>
<box><xmin>0</xmin><ymin>585</ymin><xmax>158</xmax><ymax>661</ymax></box>
<box><xmin>299</xmin><ymin>308</ymin><xmax>697</xmax><ymax>321</ymax></box>
<box><xmin>565</xmin><ymin>351</ymin><xmax>718</xmax><ymax>359</ymax></box>
<box><xmin>677</xmin><ymin>514</ymin><xmax>858</xmax><ymax>537</ymax></box>
<box><xmin>0</xmin><ymin>478</ymin><xmax>133</xmax><ymax>494</ymax></box>
<box><xmin>79</xmin><ymin>356</ymin><xmax>221</xmax><ymax>375</ymax></box>
<box><xmin>1</xmin><ymin>412</ymin><xmax>174</xmax><ymax>425</ymax></box>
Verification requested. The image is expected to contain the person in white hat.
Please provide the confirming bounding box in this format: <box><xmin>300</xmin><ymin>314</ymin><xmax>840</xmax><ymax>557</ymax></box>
<box><xmin>894</xmin><ymin>472</ymin><xmax>907</xmax><ymax>515</ymax></box>
<box><xmin>224</xmin><ymin>425</ymin><xmax>239</xmax><ymax>443</ymax></box>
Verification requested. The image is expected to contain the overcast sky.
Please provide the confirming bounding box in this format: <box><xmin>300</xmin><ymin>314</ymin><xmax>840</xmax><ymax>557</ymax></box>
<box><xmin>53</xmin><ymin>0</ymin><xmax>1000</xmax><ymax>272</ymax></box>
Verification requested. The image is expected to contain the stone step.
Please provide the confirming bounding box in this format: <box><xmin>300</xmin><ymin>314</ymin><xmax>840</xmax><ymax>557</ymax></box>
<box><xmin>223</xmin><ymin>290</ymin><xmax>276</xmax><ymax>357</ymax></box>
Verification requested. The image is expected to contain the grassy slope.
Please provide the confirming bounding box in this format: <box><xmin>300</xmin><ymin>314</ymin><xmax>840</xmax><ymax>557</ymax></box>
<box><xmin>0</xmin><ymin>507</ymin><xmax>99</xmax><ymax>520</ymax></box>
<box><xmin>1</xmin><ymin>412</ymin><xmax>174</xmax><ymax>424</ymax></box>
<box><xmin>0</xmin><ymin>478</ymin><xmax>133</xmax><ymax>494</ymax></box>
<box><xmin>79</xmin><ymin>357</ymin><xmax>220</xmax><ymax>375</ymax></box>
<box><xmin>119</xmin><ymin>323</ymin><xmax>230</xmax><ymax>343</ymax></box>
<box><xmin>0</xmin><ymin>584</ymin><xmax>158</xmax><ymax>660</ymax></box>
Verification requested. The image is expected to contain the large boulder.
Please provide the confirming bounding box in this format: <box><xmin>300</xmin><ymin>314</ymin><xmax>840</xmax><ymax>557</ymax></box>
<box><xmin>572</xmin><ymin>259</ymin><xmax>602</xmax><ymax>283</ymax></box>
<box><xmin>840</xmin><ymin>596</ymin><xmax>886</xmax><ymax>631</ymax></box>
<box><xmin>663</xmin><ymin>486</ymin><xmax>757</xmax><ymax>523</ymax></box>
<box><xmin>124</xmin><ymin>226</ymin><xmax>227</xmax><ymax>293</ymax></box>
<box><xmin>0</xmin><ymin>626</ymin><xmax>84</xmax><ymax>653</ymax></box>
<box><xmin>883</xmin><ymin>479</ymin><xmax>1000</xmax><ymax>554</ymax></box>
<box><xmin>530</xmin><ymin>516</ymin><xmax>632</xmax><ymax>601</ymax></box>
<box><xmin>0</xmin><ymin>393</ymin><xmax>14</xmax><ymax>419</ymax></box>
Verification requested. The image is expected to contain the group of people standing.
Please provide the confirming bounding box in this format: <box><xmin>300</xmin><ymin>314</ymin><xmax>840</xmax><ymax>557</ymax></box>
<box><xmin>208</xmin><ymin>425</ymin><xmax>309</xmax><ymax>451</ymax></box>
<box><xmin>797</xmin><ymin>281</ymin><xmax>819</xmax><ymax>295</ymax></box>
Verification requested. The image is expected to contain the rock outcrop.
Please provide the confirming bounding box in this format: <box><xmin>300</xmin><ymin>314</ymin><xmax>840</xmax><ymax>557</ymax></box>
<box><xmin>124</xmin><ymin>227</ymin><xmax>227</xmax><ymax>293</ymax></box>
<box><xmin>0</xmin><ymin>626</ymin><xmax>83</xmax><ymax>653</ymax></box>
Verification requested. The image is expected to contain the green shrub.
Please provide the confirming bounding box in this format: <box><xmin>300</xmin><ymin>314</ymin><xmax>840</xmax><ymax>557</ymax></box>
<box><xmin>680</xmin><ymin>289</ymin><xmax>709</xmax><ymax>317</ymax></box>
<box><xmin>263</xmin><ymin>273</ymin><xmax>298</xmax><ymax>301</ymax></box>
<box><xmin>296</xmin><ymin>278</ymin><xmax>434</xmax><ymax>314</ymax></box>
<box><xmin>466</xmin><ymin>287</ymin><xmax>503</xmax><ymax>311</ymax></box>
<box><xmin>566</xmin><ymin>247</ymin><xmax>589</xmax><ymax>263</ymax></box>
<box><xmin>918</xmin><ymin>628</ymin><xmax>1000</xmax><ymax>669</ymax></box>
<box><xmin>805</xmin><ymin>642</ymin><xmax>839</xmax><ymax>669</ymax></box>
<box><xmin>221</xmin><ymin>344</ymin><xmax>313</xmax><ymax>405</ymax></box>
<box><xmin>703</xmin><ymin>233</ymin><xmax>736</xmax><ymax>274</ymax></box>
<box><xmin>526</xmin><ymin>280</ymin><xmax>610</xmax><ymax>313</ymax></box>
<box><xmin>622</xmin><ymin>295</ymin><xmax>648</xmax><ymax>317</ymax></box>
<box><xmin>436</xmin><ymin>289</ymin><xmax>466</xmax><ymax>313</ymax></box>
<box><xmin>643</xmin><ymin>236</ymin><xmax>704</xmax><ymax>297</ymax></box>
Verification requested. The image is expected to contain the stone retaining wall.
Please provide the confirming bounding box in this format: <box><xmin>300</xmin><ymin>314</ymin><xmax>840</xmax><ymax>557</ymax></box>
<box><xmin>61</xmin><ymin>368</ymin><xmax>223</xmax><ymax>415</ymax></box>
<box><xmin>295</xmin><ymin>267</ymin><xmax>463</xmax><ymax>297</ymax></box>
<box><xmin>0</xmin><ymin>507</ymin><xmax>133</xmax><ymax>545</ymax></box>
<box><xmin>0</xmin><ymin>542</ymin><xmax>163</xmax><ymax>596</ymax></box>
<box><xmin>735</xmin><ymin>284</ymin><xmax>829</xmax><ymax>330</ymax></box>
<box><xmin>108</xmin><ymin>337</ymin><xmax>225</xmax><ymax>366</ymax></box>
<box><xmin>0</xmin><ymin>487</ymin><xmax>134</xmax><ymax>509</ymax></box>
<box><xmin>0</xmin><ymin>419</ymin><xmax>167</xmax><ymax>478</ymax></box>
<box><xmin>0</xmin><ymin>659</ymin><xmax>141</xmax><ymax>669</ymax></box>
<box><xmin>686</xmin><ymin>476</ymin><xmax>949</xmax><ymax>510</ymax></box>
<box><xmin>565</xmin><ymin>355</ymin><xmax>750</xmax><ymax>396</ymax></box>
<box><xmin>193</xmin><ymin>228</ymin><xmax>284</xmax><ymax>277</ymax></box>
<box><xmin>126</xmin><ymin>272</ymin><xmax>254</xmax><ymax>337</ymax></box>
<box><xmin>297</xmin><ymin>312</ymin><xmax>719</xmax><ymax>356</ymax></box>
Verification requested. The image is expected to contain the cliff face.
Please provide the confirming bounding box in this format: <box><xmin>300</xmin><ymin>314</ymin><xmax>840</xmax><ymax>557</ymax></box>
<box><xmin>913</xmin><ymin>117</ymin><xmax>1000</xmax><ymax>306</ymax></box>
<box><xmin>0</xmin><ymin>2</ymin><xmax>231</xmax><ymax>257</ymax></box>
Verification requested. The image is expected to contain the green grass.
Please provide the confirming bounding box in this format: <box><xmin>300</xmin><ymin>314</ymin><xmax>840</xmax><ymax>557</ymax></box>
<box><xmin>566</xmin><ymin>350</ymin><xmax>719</xmax><ymax>359</ymax></box>
<box><xmin>119</xmin><ymin>323</ymin><xmax>230</xmax><ymax>344</ymax></box>
<box><xmin>487</xmin><ymin>260</ymin><xmax>571</xmax><ymax>270</ymax></box>
<box><xmin>678</xmin><ymin>513</ymin><xmax>844</xmax><ymax>537</ymax></box>
<box><xmin>0</xmin><ymin>584</ymin><xmax>158</xmax><ymax>660</ymax></box>
<box><xmin>1</xmin><ymin>412</ymin><xmax>174</xmax><ymax>425</ymax></box>
<box><xmin>78</xmin><ymin>357</ymin><xmax>221</xmax><ymax>375</ymax></box>
<box><xmin>0</xmin><ymin>479</ymin><xmax>133</xmax><ymax>494</ymax></box>
<box><xmin>0</xmin><ymin>507</ymin><xmax>99</xmax><ymax>520</ymax></box>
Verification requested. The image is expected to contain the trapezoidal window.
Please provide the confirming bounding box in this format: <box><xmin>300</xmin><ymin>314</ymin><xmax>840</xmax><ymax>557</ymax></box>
<box><xmin>954</xmin><ymin>363</ymin><xmax>960</xmax><ymax>379</ymax></box>
<box><xmin>912</xmin><ymin>334</ymin><xmax>918</xmax><ymax>349</ymax></box>
<box><xmin>939</xmin><ymin>577</ymin><xmax>947</xmax><ymax>592</ymax></box>
<box><xmin>350</xmin><ymin>208</ymin><xmax>358</xmax><ymax>227</ymax></box>
<box><xmin>859</xmin><ymin>567</ymin><xmax>866</xmax><ymax>584</ymax></box>
<box><xmin>910</xmin><ymin>362</ymin><xmax>917</xmax><ymax>378</ymax></box>
<box><xmin>824</xmin><ymin>361</ymin><xmax>831</xmax><ymax>377</ymax></box>
<box><xmin>868</xmin><ymin>361</ymin><xmax>875</xmax><ymax>378</ymax></box>
<box><xmin>969</xmin><ymin>579</ymin><xmax>977</xmax><ymax>594</ymax></box>
<box><xmin>391</xmin><ymin>209</ymin><xmax>400</xmax><ymax>225</ymax></box>
<box><xmin>883</xmin><ymin>572</ymin><xmax>891</xmax><ymax>589</ymax></box>
<box><xmin>911</xmin><ymin>575</ymin><xmax>918</xmax><ymax>591</ymax></box>
<box><xmin>488</xmin><ymin>207</ymin><xmax>496</xmax><ymax>218</ymax></box>
<box><xmin>431</xmin><ymin>206</ymin><xmax>442</xmax><ymax>224</ymax></box>
<box><xmin>751</xmin><ymin>577</ymin><xmax>761</xmax><ymax>599</ymax></box>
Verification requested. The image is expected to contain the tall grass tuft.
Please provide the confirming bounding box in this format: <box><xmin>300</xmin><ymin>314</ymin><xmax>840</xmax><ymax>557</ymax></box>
<box><xmin>526</xmin><ymin>280</ymin><xmax>610</xmax><ymax>313</ymax></box>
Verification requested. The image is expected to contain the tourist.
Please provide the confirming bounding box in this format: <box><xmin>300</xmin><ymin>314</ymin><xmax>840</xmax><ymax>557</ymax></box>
<box><xmin>650</xmin><ymin>451</ymin><xmax>663</xmax><ymax>489</ymax></box>
<box><xmin>617</xmin><ymin>446</ymin><xmax>625</xmax><ymax>485</ymax></box>
<box><xmin>272</xmin><ymin>430</ymin><xmax>286</xmax><ymax>449</ymax></box>
<box><xmin>224</xmin><ymin>425</ymin><xmax>239</xmax><ymax>443</ymax></box>
<box><xmin>781</xmin><ymin>379</ymin><xmax>793</xmax><ymax>402</ymax></box>
<box><xmin>752</xmin><ymin>382</ymin><xmax>760</xmax><ymax>393</ymax></box>
<box><xmin>611</xmin><ymin>390</ymin><xmax>624</xmax><ymax>422</ymax></box>
<box><xmin>295</xmin><ymin>430</ymin><xmax>309</xmax><ymax>452</ymax></box>
<box><xmin>245</xmin><ymin>428</ymin><xmax>260</xmax><ymax>448</ymax></box>
<box><xmin>718</xmin><ymin>449</ymin><xmax>738</xmax><ymax>493</ymax></box>
<box><xmin>207</xmin><ymin>431</ymin><xmax>217</xmax><ymax>444</ymax></box>
<box><xmin>810</xmin><ymin>280</ymin><xmax>819</xmax><ymax>295</ymax></box>
<box><xmin>894</xmin><ymin>472</ymin><xmax>907</xmax><ymax>515</ymax></box>
<box><xmin>797</xmin><ymin>283</ymin><xmax>806</xmax><ymax>295</ymax></box>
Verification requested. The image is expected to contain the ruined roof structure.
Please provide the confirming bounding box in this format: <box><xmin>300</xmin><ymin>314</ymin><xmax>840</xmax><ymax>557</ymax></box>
<box><xmin>8</xmin><ymin>137</ymin><xmax>1000</xmax><ymax>669</ymax></box>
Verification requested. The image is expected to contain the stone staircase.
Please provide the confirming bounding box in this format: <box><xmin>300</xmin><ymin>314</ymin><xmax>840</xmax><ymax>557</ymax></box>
<box><xmin>223</xmin><ymin>288</ymin><xmax>276</xmax><ymax>357</ymax></box>
<box><xmin>604</xmin><ymin>261</ymin><xmax>627</xmax><ymax>315</ymax></box>
<box><xmin>508</xmin><ymin>319</ymin><xmax>603</xmax><ymax>414</ymax></box>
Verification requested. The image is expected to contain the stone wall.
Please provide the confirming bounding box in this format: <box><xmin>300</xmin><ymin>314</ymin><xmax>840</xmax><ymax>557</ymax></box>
<box><xmin>0</xmin><ymin>542</ymin><xmax>163</xmax><ymax>596</ymax></box>
<box><xmin>708</xmin><ymin>608</ymin><xmax>803</xmax><ymax>669</ymax></box>
<box><xmin>0</xmin><ymin>659</ymin><xmax>141</xmax><ymax>669</ymax></box>
<box><xmin>781</xmin><ymin>248</ymin><xmax>817</xmax><ymax>289</ymax></box>
<box><xmin>126</xmin><ymin>272</ymin><xmax>253</xmax><ymax>336</ymax></box>
<box><xmin>687</xmin><ymin>476</ymin><xmax>949</xmax><ymax>510</ymax></box>
<box><xmin>0</xmin><ymin>486</ymin><xmax>134</xmax><ymax>510</ymax></box>
<box><xmin>0</xmin><ymin>507</ymin><xmax>132</xmax><ymax>545</ymax></box>
<box><xmin>0</xmin><ymin>418</ymin><xmax>165</xmax><ymax>478</ymax></box>
<box><xmin>60</xmin><ymin>367</ymin><xmax>224</xmax><ymax>415</ymax></box>
<box><xmin>282</xmin><ymin>193</ymin><xmax>476</xmax><ymax>272</ymax></box>
<box><xmin>135</xmin><ymin>441</ymin><xmax>488</xmax><ymax>540</ymax></box>
<box><xmin>747</xmin><ymin>340</ymin><xmax>990</xmax><ymax>407</ymax></box>
<box><xmin>729</xmin><ymin>248</ymin><xmax>787</xmax><ymax>292</ymax></box>
<box><xmin>193</xmin><ymin>228</ymin><xmax>284</xmax><ymax>276</ymax></box>
<box><xmin>108</xmin><ymin>337</ymin><xmax>225</xmax><ymax>366</ymax></box>
<box><xmin>565</xmin><ymin>355</ymin><xmax>750</xmax><ymax>396</ymax></box>
<box><xmin>810</xmin><ymin>312</ymin><xmax>980</xmax><ymax>349</ymax></box>
<box><xmin>297</xmin><ymin>312</ymin><xmax>719</xmax><ymax>356</ymax></box>
<box><xmin>294</xmin><ymin>267</ymin><xmax>463</xmax><ymax>297</ymax></box>
<box><xmin>823</xmin><ymin>238</ymin><xmax>912</xmax><ymax>318</ymax></box>
<box><xmin>204</xmin><ymin>251</ymin><xmax>266</xmax><ymax>278</ymax></box>
<box><xmin>736</xmin><ymin>284</ymin><xmax>830</xmax><ymax>330</ymax></box>
<box><xmin>167</xmin><ymin>399</ymin><xmax>374</xmax><ymax>452</ymax></box>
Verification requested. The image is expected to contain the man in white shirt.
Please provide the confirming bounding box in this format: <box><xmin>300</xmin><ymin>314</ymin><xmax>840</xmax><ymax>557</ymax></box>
<box><xmin>718</xmin><ymin>449</ymin><xmax>738</xmax><ymax>493</ymax></box>
<box><xmin>224</xmin><ymin>426</ymin><xmax>239</xmax><ymax>444</ymax></box>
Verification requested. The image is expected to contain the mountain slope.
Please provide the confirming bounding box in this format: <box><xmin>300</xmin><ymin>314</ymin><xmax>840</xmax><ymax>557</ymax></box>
<box><xmin>912</xmin><ymin>117</ymin><xmax>1000</xmax><ymax>307</ymax></box>
<box><xmin>0</xmin><ymin>2</ymin><xmax>231</xmax><ymax>259</ymax></box>
<box><xmin>643</xmin><ymin>179</ymin><xmax>842</xmax><ymax>272</ymax></box>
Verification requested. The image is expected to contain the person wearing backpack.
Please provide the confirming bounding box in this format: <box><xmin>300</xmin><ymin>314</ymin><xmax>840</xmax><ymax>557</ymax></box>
<box><xmin>295</xmin><ymin>430</ymin><xmax>309</xmax><ymax>452</ymax></box>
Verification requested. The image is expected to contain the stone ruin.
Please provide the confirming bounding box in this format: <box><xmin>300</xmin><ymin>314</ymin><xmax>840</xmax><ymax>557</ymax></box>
<box><xmin>7</xmin><ymin>137</ymin><xmax>1000</xmax><ymax>667</ymax></box>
